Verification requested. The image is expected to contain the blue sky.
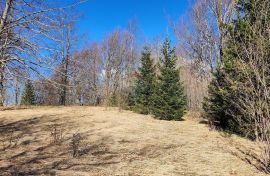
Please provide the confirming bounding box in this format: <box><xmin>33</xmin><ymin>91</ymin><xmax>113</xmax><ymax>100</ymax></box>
<box><xmin>76</xmin><ymin>0</ymin><xmax>190</xmax><ymax>43</ymax></box>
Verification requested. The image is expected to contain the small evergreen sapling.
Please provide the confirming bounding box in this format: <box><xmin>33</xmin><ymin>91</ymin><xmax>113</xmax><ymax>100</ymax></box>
<box><xmin>21</xmin><ymin>80</ymin><xmax>36</xmax><ymax>105</ymax></box>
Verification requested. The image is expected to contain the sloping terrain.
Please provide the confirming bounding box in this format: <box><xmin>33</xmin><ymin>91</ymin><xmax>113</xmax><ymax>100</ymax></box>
<box><xmin>0</xmin><ymin>106</ymin><xmax>266</xmax><ymax>176</ymax></box>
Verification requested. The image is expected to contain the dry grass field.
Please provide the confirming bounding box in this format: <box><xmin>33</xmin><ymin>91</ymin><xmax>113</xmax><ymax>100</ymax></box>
<box><xmin>0</xmin><ymin>106</ymin><xmax>267</xmax><ymax>176</ymax></box>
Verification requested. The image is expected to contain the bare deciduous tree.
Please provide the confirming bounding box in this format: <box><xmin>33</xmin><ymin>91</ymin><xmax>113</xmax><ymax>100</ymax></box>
<box><xmin>0</xmin><ymin>0</ymin><xmax>85</xmax><ymax>106</ymax></box>
<box><xmin>171</xmin><ymin>0</ymin><xmax>235</xmax><ymax>111</ymax></box>
<box><xmin>101</xmin><ymin>27</ymin><xmax>138</xmax><ymax>110</ymax></box>
<box><xmin>173</xmin><ymin>0</ymin><xmax>235</xmax><ymax>71</ymax></box>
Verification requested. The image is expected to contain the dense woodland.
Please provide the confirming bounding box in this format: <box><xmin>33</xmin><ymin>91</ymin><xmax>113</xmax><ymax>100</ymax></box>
<box><xmin>1</xmin><ymin>0</ymin><xmax>270</xmax><ymax>173</ymax></box>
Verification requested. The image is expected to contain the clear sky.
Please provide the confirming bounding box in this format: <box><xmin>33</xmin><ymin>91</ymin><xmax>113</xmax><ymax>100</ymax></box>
<box><xmin>76</xmin><ymin>0</ymin><xmax>190</xmax><ymax>43</ymax></box>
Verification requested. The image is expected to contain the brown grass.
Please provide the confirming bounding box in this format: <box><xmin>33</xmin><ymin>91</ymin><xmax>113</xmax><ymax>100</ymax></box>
<box><xmin>0</xmin><ymin>106</ymin><xmax>266</xmax><ymax>176</ymax></box>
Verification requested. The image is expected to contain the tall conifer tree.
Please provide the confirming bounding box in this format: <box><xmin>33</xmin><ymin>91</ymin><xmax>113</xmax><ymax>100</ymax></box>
<box><xmin>152</xmin><ymin>38</ymin><xmax>186</xmax><ymax>120</ymax></box>
<box><xmin>133</xmin><ymin>47</ymin><xmax>156</xmax><ymax>114</ymax></box>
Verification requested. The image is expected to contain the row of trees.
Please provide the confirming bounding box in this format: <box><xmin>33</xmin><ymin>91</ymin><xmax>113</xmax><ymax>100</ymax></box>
<box><xmin>0</xmin><ymin>1</ymin><xmax>209</xmax><ymax>111</ymax></box>
<box><xmin>31</xmin><ymin>25</ymin><xmax>138</xmax><ymax>108</ymax></box>
<box><xmin>19</xmin><ymin>37</ymin><xmax>187</xmax><ymax>121</ymax></box>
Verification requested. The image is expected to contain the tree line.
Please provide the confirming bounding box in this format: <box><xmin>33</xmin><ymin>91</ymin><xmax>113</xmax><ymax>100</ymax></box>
<box><xmin>0</xmin><ymin>1</ymin><xmax>209</xmax><ymax>112</ymax></box>
<box><xmin>20</xmin><ymin>36</ymin><xmax>188</xmax><ymax>120</ymax></box>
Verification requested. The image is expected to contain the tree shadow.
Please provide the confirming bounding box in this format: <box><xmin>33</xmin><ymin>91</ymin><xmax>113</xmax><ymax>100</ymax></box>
<box><xmin>198</xmin><ymin>119</ymin><xmax>209</xmax><ymax>125</ymax></box>
<box><xmin>0</xmin><ymin>115</ymin><xmax>120</xmax><ymax>175</ymax></box>
<box><xmin>229</xmin><ymin>145</ymin><xmax>268</xmax><ymax>174</ymax></box>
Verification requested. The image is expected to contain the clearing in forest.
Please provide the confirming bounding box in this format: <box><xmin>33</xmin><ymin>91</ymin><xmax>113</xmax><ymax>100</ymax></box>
<box><xmin>0</xmin><ymin>107</ymin><xmax>266</xmax><ymax>176</ymax></box>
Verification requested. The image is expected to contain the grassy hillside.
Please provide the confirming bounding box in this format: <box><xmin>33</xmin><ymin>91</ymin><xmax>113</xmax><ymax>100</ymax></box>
<box><xmin>0</xmin><ymin>107</ymin><xmax>266</xmax><ymax>176</ymax></box>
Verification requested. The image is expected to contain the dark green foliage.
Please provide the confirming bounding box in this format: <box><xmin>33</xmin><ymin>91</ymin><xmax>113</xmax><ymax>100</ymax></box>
<box><xmin>203</xmin><ymin>67</ymin><xmax>226</xmax><ymax>126</ymax></box>
<box><xmin>152</xmin><ymin>38</ymin><xmax>187</xmax><ymax>121</ymax></box>
<box><xmin>133</xmin><ymin>47</ymin><xmax>156</xmax><ymax>114</ymax></box>
<box><xmin>203</xmin><ymin>0</ymin><xmax>270</xmax><ymax>136</ymax></box>
<box><xmin>21</xmin><ymin>80</ymin><xmax>36</xmax><ymax>105</ymax></box>
<box><xmin>127</xmin><ymin>87</ymin><xmax>136</xmax><ymax>109</ymax></box>
<box><xmin>203</xmin><ymin>0</ymin><xmax>249</xmax><ymax>133</ymax></box>
<box><xmin>202</xmin><ymin>66</ymin><xmax>239</xmax><ymax>132</ymax></box>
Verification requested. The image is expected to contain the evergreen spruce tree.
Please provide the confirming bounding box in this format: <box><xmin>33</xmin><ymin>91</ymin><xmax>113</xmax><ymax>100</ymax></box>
<box><xmin>133</xmin><ymin>47</ymin><xmax>156</xmax><ymax>114</ymax></box>
<box><xmin>152</xmin><ymin>38</ymin><xmax>186</xmax><ymax>121</ymax></box>
<box><xmin>21</xmin><ymin>80</ymin><xmax>36</xmax><ymax>105</ymax></box>
<box><xmin>203</xmin><ymin>0</ymin><xmax>250</xmax><ymax>132</ymax></box>
<box><xmin>203</xmin><ymin>0</ymin><xmax>270</xmax><ymax>135</ymax></box>
<box><xmin>202</xmin><ymin>65</ymin><xmax>238</xmax><ymax>131</ymax></box>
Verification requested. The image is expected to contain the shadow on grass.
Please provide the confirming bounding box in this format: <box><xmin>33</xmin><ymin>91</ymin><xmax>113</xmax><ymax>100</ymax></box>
<box><xmin>198</xmin><ymin>119</ymin><xmax>209</xmax><ymax>125</ymax></box>
<box><xmin>230</xmin><ymin>144</ymin><xmax>269</xmax><ymax>174</ymax></box>
<box><xmin>0</xmin><ymin>115</ymin><xmax>119</xmax><ymax>175</ymax></box>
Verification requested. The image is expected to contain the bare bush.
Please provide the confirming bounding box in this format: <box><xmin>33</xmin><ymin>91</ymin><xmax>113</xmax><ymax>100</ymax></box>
<box><xmin>179</xmin><ymin>62</ymin><xmax>211</xmax><ymax>111</ymax></box>
<box><xmin>70</xmin><ymin>132</ymin><xmax>83</xmax><ymax>157</ymax></box>
<box><xmin>49</xmin><ymin>124</ymin><xmax>64</xmax><ymax>144</ymax></box>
